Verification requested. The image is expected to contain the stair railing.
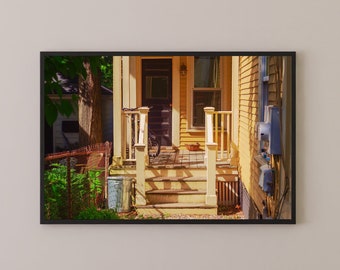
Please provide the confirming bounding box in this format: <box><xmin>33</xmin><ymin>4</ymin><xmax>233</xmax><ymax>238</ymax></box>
<box><xmin>213</xmin><ymin>110</ymin><xmax>232</xmax><ymax>160</ymax></box>
<box><xmin>122</xmin><ymin>107</ymin><xmax>149</xmax><ymax>206</ymax></box>
<box><xmin>122</xmin><ymin>107</ymin><xmax>149</xmax><ymax>164</ymax></box>
<box><xmin>204</xmin><ymin>107</ymin><xmax>233</xmax><ymax>206</ymax></box>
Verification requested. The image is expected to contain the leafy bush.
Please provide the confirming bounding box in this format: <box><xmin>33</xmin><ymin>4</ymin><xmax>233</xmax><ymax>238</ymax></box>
<box><xmin>44</xmin><ymin>163</ymin><xmax>68</xmax><ymax>219</ymax></box>
<box><xmin>88</xmin><ymin>170</ymin><xmax>102</xmax><ymax>202</ymax></box>
<box><xmin>44</xmin><ymin>163</ymin><xmax>105</xmax><ymax>220</ymax></box>
<box><xmin>76</xmin><ymin>207</ymin><xmax>119</xmax><ymax>220</ymax></box>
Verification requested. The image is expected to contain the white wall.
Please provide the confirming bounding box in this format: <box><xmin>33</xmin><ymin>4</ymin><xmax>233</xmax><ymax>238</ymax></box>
<box><xmin>1</xmin><ymin>0</ymin><xmax>339</xmax><ymax>269</ymax></box>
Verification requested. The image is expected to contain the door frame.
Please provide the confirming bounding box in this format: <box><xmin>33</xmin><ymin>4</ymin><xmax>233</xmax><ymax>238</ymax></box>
<box><xmin>136</xmin><ymin>56</ymin><xmax>180</xmax><ymax>147</ymax></box>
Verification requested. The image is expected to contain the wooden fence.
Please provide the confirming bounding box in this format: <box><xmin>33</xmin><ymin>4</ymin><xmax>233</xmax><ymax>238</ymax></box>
<box><xmin>44</xmin><ymin>142</ymin><xmax>112</xmax><ymax>219</ymax></box>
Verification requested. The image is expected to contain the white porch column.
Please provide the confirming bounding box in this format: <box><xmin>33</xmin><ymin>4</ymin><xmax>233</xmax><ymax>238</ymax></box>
<box><xmin>172</xmin><ymin>56</ymin><xmax>180</xmax><ymax>146</ymax></box>
<box><xmin>135</xmin><ymin>107</ymin><xmax>149</xmax><ymax>205</ymax></box>
<box><xmin>204</xmin><ymin>107</ymin><xmax>217</xmax><ymax>205</ymax></box>
<box><xmin>204</xmin><ymin>107</ymin><xmax>215</xmax><ymax>144</ymax></box>
<box><xmin>129</xmin><ymin>56</ymin><xmax>137</xmax><ymax>108</ymax></box>
<box><xmin>122</xmin><ymin>56</ymin><xmax>130</xmax><ymax>108</ymax></box>
<box><xmin>206</xmin><ymin>143</ymin><xmax>217</xmax><ymax>205</ymax></box>
<box><xmin>113</xmin><ymin>56</ymin><xmax>122</xmax><ymax>166</ymax></box>
<box><xmin>204</xmin><ymin>107</ymin><xmax>215</xmax><ymax>163</ymax></box>
<box><xmin>138</xmin><ymin>107</ymin><xmax>149</xmax><ymax>165</ymax></box>
<box><xmin>135</xmin><ymin>143</ymin><xmax>146</xmax><ymax>206</ymax></box>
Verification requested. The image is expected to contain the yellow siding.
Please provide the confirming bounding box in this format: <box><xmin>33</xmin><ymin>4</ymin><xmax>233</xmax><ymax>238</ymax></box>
<box><xmin>238</xmin><ymin>55</ymin><xmax>289</xmax><ymax>217</ymax></box>
<box><xmin>179</xmin><ymin>56</ymin><xmax>205</xmax><ymax>149</ymax></box>
<box><xmin>238</xmin><ymin>56</ymin><xmax>267</xmax><ymax>213</ymax></box>
<box><xmin>178</xmin><ymin>56</ymin><xmax>232</xmax><ymax>149</ymax></box>
<box><xmin>268</xmin><ymin>56</ymin><xmax>283</xmax><ymax>106</ymax></box>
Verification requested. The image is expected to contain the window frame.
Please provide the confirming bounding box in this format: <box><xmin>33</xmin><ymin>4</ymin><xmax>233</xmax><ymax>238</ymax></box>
<box><xmin>187</xmin><ymin>56</ymin><xmax>227</xmax><ymax>131</ymax></box>
<box><xmin>258</xmin><ymin>56</ymin><xmax>270</xmax><ymax>154</ymax></box>
<box><xmin>192</xmin><ymin>90</ymin><xmax>222</xmax><ymax>127</ymax></box>
<box><xmin>259</xmin><ymin>56</ymin><xmax>269</xmax><ymax>122</ymax></box>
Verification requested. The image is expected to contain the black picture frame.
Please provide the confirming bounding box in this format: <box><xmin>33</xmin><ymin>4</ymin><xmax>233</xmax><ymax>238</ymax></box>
<box><xmin>41</xmin><ymin>51</ymin><xmax>296</xmax><ymax>224</ymax></box>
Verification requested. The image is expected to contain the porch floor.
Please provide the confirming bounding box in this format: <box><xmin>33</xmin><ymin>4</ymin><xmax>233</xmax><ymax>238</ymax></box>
<box><xmin>148</xmin><ymin>148</ymin><xmax>232</xmax><ymax>169</ymax></box>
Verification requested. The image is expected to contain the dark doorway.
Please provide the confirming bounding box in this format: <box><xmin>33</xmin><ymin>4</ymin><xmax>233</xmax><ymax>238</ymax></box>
<box><xmin>142</xmin><ymin>59</ymin><xmax>172</xmax><ymax>146</ymax></box>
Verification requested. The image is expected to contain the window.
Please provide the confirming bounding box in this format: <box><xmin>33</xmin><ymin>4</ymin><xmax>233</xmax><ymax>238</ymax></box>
<box><xmin>62</xmin><ymin>121</ymin><xmax>79</xmax><ymax>133</ymax></box>
<box><xmin>194</xmin><ymin>56</ymin><xmax>220</xmax><ymax>88</ymax></box>
<box><xmin>145</xmin><ymin>76</ymin><xmax>169</xmax><ymax>99</ymax></box>
<box><xmin>193</xmin><ymin>90</ymin><xmax>221</xmax><ymax>126</ymax></box>
<box><xmin>191</xmin><ymin>56</ymin><xmax>222</xmax><ymax>128</ymax></box>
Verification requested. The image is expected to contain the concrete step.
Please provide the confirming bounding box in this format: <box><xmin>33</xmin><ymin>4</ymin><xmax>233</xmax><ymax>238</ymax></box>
<box><xmin>136</xmin><ymin>202</ymin><xmax>217</xmax><ymax>216</ymax></box>
<box><xmin>110</xmin><ymin>166</ymin><xmax>239</xmax><ymax>178</ymax></box>
<box><xmin>145</xmin><ymin>176</ymin><xmax>207</xmax><ymax>191</ymax></box>
<box><xmin>146</xmin><ymin>189</ymin><xmax>206</xmax><ymax>204</ymax></box>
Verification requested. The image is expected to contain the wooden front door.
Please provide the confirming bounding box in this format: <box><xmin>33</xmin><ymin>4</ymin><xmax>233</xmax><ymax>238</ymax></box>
<box><xmin>142</xmin><ymin>59</ymin><xmax>172</xmax><ymax>146</ymax></box>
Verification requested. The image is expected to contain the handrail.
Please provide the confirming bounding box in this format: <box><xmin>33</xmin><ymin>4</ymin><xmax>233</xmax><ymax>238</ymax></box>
<box><xmin>121</xmin><ymin>107</ymin><xmax>149</xmax><ymax>163</ymax></box>
<box><xmin>205</xmin><ymin>107</ymin><xmax>232</xmax><ymax>160</ymax></box>
<box><xmin>121</xmin><ymin>107</ymin><xmax>149</xmax><ymax>206</ymax></box>
<box><xmin>122</xmin><ymin>109</ymin><xmax>139</xmax><ymax>161</ymax></box>
<box><xmin>213</xmin><ymin>110</ymin><xmax>232</xmax><ymax>160</ymax></box>
<box><xmin>204</xmin><ymin>107</ymin><xmax>232</xmax><ymax>206</ymax></box>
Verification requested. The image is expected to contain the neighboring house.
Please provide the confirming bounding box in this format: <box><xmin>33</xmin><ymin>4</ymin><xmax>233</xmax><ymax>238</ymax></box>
<box><xmin>44</xmin><ymin>73</ymin><xmax>113</xmax><ymax>154</ymax></box>
<box><xmin>109</xmin><ymin>55</ymin><xmax>293</xmax><ymax>219</ymax></box>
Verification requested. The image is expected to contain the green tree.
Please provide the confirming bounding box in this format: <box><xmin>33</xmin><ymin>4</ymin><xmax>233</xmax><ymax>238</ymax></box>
<box><xmin>44</xmin><ymin>56</ymin><xmax>112</xmax><ymax>147</ymax></box>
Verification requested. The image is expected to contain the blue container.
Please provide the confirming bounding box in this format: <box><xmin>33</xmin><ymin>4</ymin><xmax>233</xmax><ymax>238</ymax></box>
<box><xmin>107</xmin><ymin>176</ymin><xmax>132</xmax><ymax>212</ymax></box>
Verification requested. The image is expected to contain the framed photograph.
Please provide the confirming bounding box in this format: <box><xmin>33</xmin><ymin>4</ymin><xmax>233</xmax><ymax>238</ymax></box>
<box><xmin>41</xmin><ymin>52</ymin><xmax>296</xmax><ymax>224</ymax></box>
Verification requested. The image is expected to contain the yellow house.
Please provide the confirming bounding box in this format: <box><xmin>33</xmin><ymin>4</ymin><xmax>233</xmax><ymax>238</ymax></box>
<box><xmin>236</xmin><ymin>55</ymin><xmax>294</xmax><ymax>220</ymax></box>
<box><xmin>109</xmin><ymin>53</ymin><xmax>294</xmax><ymax>220</ymax></box>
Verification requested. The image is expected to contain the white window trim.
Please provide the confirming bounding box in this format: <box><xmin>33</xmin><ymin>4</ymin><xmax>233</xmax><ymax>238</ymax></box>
<box><xmin>186</xmin><ymin>56</ymin><xmax>228</xmax><ymax>132</ymax></box>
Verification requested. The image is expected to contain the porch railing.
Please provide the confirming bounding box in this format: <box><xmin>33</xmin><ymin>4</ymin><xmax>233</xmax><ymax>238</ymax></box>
<box><xmin>204</xmin><ymin>107</ymin><xmax>233</xmax><ymax>206</ymax></box>
<box><xmin>122</xmin><ymin>107</ymin><xmax>149</xmax><ymax>164</ymax></box>
<box><xmin>204</xmin><ymin>107</ymin><xmax>232</xmax><ymax>159</ymax></box>
<box><xmin>122</xmin><ymin>107</ymin><xmax>149</xmax><ymax>206</ymax></box>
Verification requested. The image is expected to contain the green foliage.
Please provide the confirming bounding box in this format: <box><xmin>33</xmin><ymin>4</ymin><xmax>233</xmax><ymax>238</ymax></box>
<box><xmin>44</xmin><ymin>163</ymin><xmax>68</xmax><ymax>219</ymax></box>
<box><xmin>44</xmin><ymin>97</ymin><xmax>58</xmax><ymax>126</ymax></box>
<box><xmin>43</xmin><ymin>55</ymin><xmax>112</xmax><ymax>126</ymax></box>
<box><xmin>44</xmin><ymin>163</ymin><xmax>107</xmax><ymax>220</ymax></box>
<box><xmin>100</xmin><ymin>56</ymin><xmax>113</xmax><ymax>89</ymax></box>
<box><xmin>76</xmin><ymin>207</ymin><xmax>119</xmax><ymax>220</ymax></box>
<box><xmin>71</xmin><ymin>171</ymin><xmax>88</xmax><ymax>216</ymax></box>
<box><xmin>88</xmin><ymin>170</ymin><xmax>102</xmax><ymax>200</ymax></box>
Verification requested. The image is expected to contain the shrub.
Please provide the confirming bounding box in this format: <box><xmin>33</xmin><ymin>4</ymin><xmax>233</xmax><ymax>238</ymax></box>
<box><xmin>44</xmin><ymin>163</ymin><xmax>105</xmax><ymax>220</ymax></box>
<box><xmin>44</xmin><ymin>163</ymin><xmax>68</xmax><ymax>220</ymax></box>
<box><xmin>76</xmin><ymin>207</ymin><xmax>119</xmax><ymax>220</ymax></box>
